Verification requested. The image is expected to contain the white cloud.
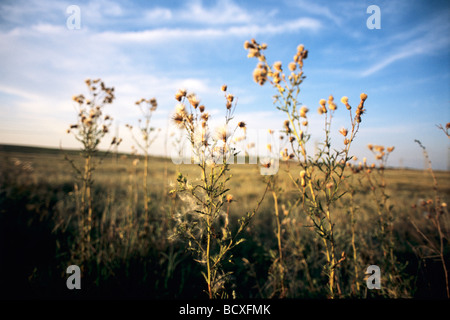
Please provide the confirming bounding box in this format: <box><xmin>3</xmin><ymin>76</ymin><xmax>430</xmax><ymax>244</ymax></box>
<box><xmin>179</xmin><ymin>0</ymin><xmax>254</xmax><ymax>25</ymax></box>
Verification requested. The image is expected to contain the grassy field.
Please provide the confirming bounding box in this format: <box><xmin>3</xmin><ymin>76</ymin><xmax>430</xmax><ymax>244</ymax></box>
<box><xmin>1</xmin><ymin>143</ymin><xmax>449</xmax><ymax>299</ymax></box>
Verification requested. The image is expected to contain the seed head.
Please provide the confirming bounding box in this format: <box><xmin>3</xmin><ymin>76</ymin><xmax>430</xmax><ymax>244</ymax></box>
<box><xmin>288</xmin><ymin>62</ymin><xmax>296</xmax><ymax>72</ymax></box>
<box><xmin>339</xmin><ymin>128</ymin><xmax>348</xmax><ymax>137</ymax></box>
<box><xmin>299</xmin><ymin>106</ymin><xmax>309</xmax><ymax>118</ymax></box>
<box><xmin>360</xmin><ymin>93</ymin><xmax>368</xmax><ymax>101</ymax></box>
<box><xmin>187</xmin><ymin>93</ymin><xmax>200</xmax><ymax>109</ymax></box>
<box><xmin>175</xmin><ymin>89</ymin><xmax>187</xmax><ymax>101</ymax></box>
<box><xmin>273</xmin><ymin>61</ymin><xmax>282</xmax><ymax>72</ymax></box>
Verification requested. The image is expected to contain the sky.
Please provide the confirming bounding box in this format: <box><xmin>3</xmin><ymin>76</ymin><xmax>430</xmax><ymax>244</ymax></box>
<box><xmin>0</xmin><ymin>0</ymin><xmax>449</xmax><ymax>170</ymax></box>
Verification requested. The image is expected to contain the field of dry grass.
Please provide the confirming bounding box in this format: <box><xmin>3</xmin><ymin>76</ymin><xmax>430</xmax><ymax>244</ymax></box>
<box><xmin>1</xmin><ymin>143</ymin><xmax>449</xmax><ymax>299</ymax></box>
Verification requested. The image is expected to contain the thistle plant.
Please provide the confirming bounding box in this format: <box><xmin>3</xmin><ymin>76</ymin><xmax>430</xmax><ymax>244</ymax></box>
<box><xmin>360</xmin><ymin>144</ymin><xmax>411</xmax><ymax>297</ymax></box>
<box><xmin>244</xmin><ymin>39</ymin><xmax>367</xmax><ymax>298</ymax></box>
<box><xmin>170</xmin><ymin>86</ymin><xmax>267</xmax><ymax>298</ymax></box>
<box><xmin>126</xmin><ymin>97</ymin><xmax>160</xmax><ymax>228</ymax></box>
<box><xmin>65</xmin><ymin>78</ymin><xmax>121</xmax><ymax>261</ymax></box>
<box><xmin>411</xmin><ymin>139</ymin><xmax>449</xmax><ymax>298</ymax></box>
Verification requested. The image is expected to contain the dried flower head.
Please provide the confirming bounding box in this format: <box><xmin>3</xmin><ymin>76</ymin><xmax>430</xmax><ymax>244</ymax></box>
<box><xmin>299</xmin><ymin>106</ymin><xmax>309</xmax><ymax>118</ymax></box>
<box><xmin>273</xmin><ymin>61</ymin><xmax>282</xmax><ymax>72</ymax></box>
<box><xmin>187</xmin><ymin>93</ymin><xmax>200</xmax><ymax>109</ymax></box>
<box><xmin>238</xmin><ymin>121</ymin><xmax>246</xmax><ymax>129</ymax></box>
<box><xmin>175</xmin><ymin>89</ymin><xmax>187</xmax><ymax>101</ymax></box>
<box><xmin>288</xmin><ymin>62</ymin><xmax>296</xmax><ymax>72</ymax></box>
<box><xmin>339</xmin><ymin>128</ymin><xmax>348</xmax><ymax>137</ymax></box>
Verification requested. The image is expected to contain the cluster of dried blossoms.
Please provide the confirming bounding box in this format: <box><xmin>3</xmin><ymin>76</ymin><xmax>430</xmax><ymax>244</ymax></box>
<box><xmin>66</xmin><ymin>78</ymin><xmax>121</xmax><ymax>262</ymax></box>
<box><xmin>68</xmin><ymin>79</ymin><xmax>121</xmax><ymax>148</ymax></box>
<box><xmin>170</xmin><ymin>85</ymin><xmax>259</xmax><ymax>299</ymax></box>
<box><xmin>172</xmin><ymin>85</ymin><xmax>243</xmax><ymax>163</ymax></box>
<box><xmin>245</xmin><ymin>39</ymin><xmax>307</xmax><ymax>91</ymax></box>
<box><xmin>244</xmin><ymin>39</ymin><xmax>370</xmax><ymax>298</ymax></box>
<box><xmin>126</xmin><ymin>97</ymin><xmax>160</xmax><ymax>227</ymax></box>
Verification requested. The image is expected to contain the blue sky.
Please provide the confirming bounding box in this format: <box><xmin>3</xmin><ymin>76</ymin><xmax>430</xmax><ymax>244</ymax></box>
<box><xmin>0</xmin><ymin>0</ymin><xmax>449</xmax><ymax>169</ymax></box>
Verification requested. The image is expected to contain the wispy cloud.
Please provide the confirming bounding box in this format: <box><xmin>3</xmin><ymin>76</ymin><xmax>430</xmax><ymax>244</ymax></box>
<box><xmin>95</xmin><ymin>17</ymin><xmax>320</xmax><ymax>43</ymax></box>
<box><xmin>361</xmin><ymin>13</ymin><xmax>450</xmax><ymax>77</ymax></box>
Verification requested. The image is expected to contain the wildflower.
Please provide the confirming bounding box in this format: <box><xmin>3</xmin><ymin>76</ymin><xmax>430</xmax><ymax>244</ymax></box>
<box><xmin>368</xmin><ymin>144</ymin><xmax>373</xmax><ymax>151</ymax></box>
<box><xmin>273</xmin><ymin>61</ymin><xmax>282</xmax><ymax>72</ymax></box>
<box><xmin>199</xmin><ymin>105</ymin><xmax>205</xmax><ymax>113</ymax></box>
<box><xmin>253</xmin><ymin>64</ymin><xmax>268</xmax><ymax>86</ymax></box>
<box><xmin>267</xmin><ymin>144</ymin><xmax>272</xmax><ymax>152</ymax></box>
<box><xmin>302</xmin><ymin>120</ymin><xmax>308</xmax><ymax>126</ymax></box>
<box><xmin>216</xmin><ymin>126</ymin><xmax>229</xmax><ymax>142</ymax></box>
<box><xmin>226</xmin><ymin>194</ymin><xmax>234</xmax><ymax>203</ymax></box>
<box><xmin>288</xmin><ymin>62</ymin><xmax>296</xmax><ymax>71</ymax></box>
<box><xmin>341</xmin><ymin>96</ymin><xmax>348</xmax><ymax>104</ymax></box>
<box><xmin>300</xmin><ymin>170</ymin><xmax>306</xmax><ymax>179</ymax></box>
<box><xmin>238</xmin><ymin>121</ymin><xmax>246</xmax><ymax>129</ymax></box>
<box><xmin>221</xmin><ymin>85</ymin><xmax>227</xmax><ymax>92</ymax></box>
<box><xmin>387</xmin><ymin>146</ymin><xmax>395</xmax><ymax>153</ymax></box>
<box><xmin>247</xmin><ymin>48</ymin><xmax>260</xmax><ymax>58</ymax></box>
<box><xmin>172</xmin><ymin>113</ymin><xmax>185</xmax><ymax>128</ymax></box>
<box><xmin>201</xmin><ymin>112</ymin><xmax>210</xmax><ymax>121</ymax></box>
<box><xmin>150</xmin><ymin>98</ymin><xmax>158</xmax><ymax>111</ymax></box>
<box><xmin>299</xmin><ymin>106</ymin><xmax>309</xmax><ymax>118</ymax></box>
<box><xmin>175</xmin><ymin>89</ymin><xmax>187</xmax><ymax>101</ymax></box>
<box><xmin>360</xmin><ymin>93</ymin><xmax>368</xmax><ymax>101</ymax></box>
<box><xmin>339</xmin><ymin>128</ymin><xmax>348</xmax><ymax>137</ymax></box>
<box><xmin>187</xmin><ymin>93</ymin><xmax>200</xmax><ymax>109</ymax></box>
